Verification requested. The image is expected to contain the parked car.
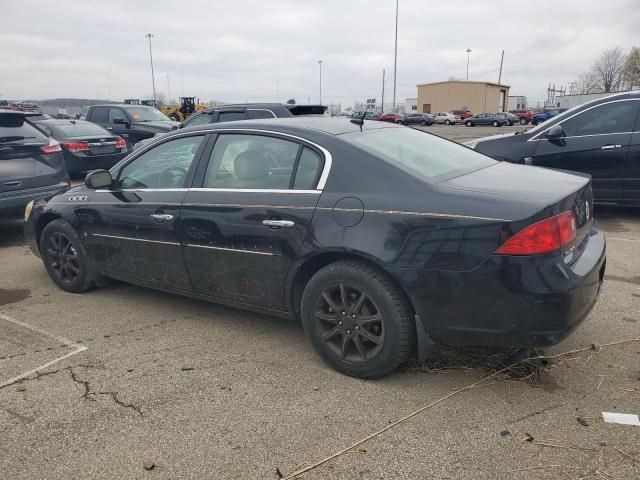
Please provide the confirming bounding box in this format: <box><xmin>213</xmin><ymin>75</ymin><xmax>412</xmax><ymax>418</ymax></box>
<box><xmin>451</xmin><ymin>109</ymin><xmax>473</xmax><ymax>120</ymax></box>
<box><xmin>468</xmin><ymin>91</ymin><xmax>640</xmax><ymax>205</ymax></box>
<box><xmin>509</xmin><ymin>109</ymin><xmax>535</xmax><ymax>125</ymax></box>
<box><xmin>496</xmin><ymin>112</ymin><xmax>519</xmax><ymax>126</ymax></box>
<box><xmin>433</xmin><ymin>112</ymin><xmax>460</xmax><ymax>125</ymax></box>
<box><xmin>531</xmin><ymin>108</ymin><xmax>568</xmax><ymax>125</ymax></box>
<box><xmin>85</xmin><ymin>104</ymin><xmax>179</xmax><ymax>148</ymax></box>
<box><xmin>464</xmin><ymin>113</ymin><xmax>508</xmax><ymax>127</ymax></box>
<box><xmin>351</xmin><ymin>111</ymin><xmax>379</xmax><ymax>120</ymax></box>
<box><xmin>402</xmin><ymin>113</ymin><xmax>435</xmax><ymax>126</ymax></box>
<box><xmin>0</xmin><ymin>111</ymin><xmax>69</xmax><ymax>217</ymax></box>
<box><xmin>25</xmin><ymin>117</ymin><xmax>605</xmax><ymax>378</ymax></box>
<box><xmin>32</xmin><ymin>119</ymin><xmax>129</xmax><ymax>175</ymax></box>
<box><xmin>377</xmin><ymin>113</ymin><xmax>404</xmax><ymax>124</ymax></box>
<box><xmin>181</xmin><ymin>103</ymin><xmax>328</xmax><ymax>129</ymax></box>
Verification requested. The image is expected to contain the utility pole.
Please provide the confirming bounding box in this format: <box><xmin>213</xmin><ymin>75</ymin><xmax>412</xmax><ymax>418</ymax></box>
<box><xmin>498</xmin><ymin>50</ymin><xmax>504</xmax><ymax>85</ymax></box>
<box><xmin>392</xmin><ymin>0</ymin><xmax>399</xmax><ymax>112</ymax></box>
<box><xmin>145</xmin><ymin>33</ymin><xmax>157</xmax><ymax>103</ymax></box>
<box><xmin>166</xmin><ymin>73</ymin><xmax>170</xmax><ymax>101</ymax></box>
<box><xmin>466</xmin><ymin>48</ymin><xmax>472</xmax><ymax>80</ymax></box>
<box><xmin>180</xmin><ymin>69</ymin><xmax>185</xmax><ymax>97</ymax></box>
<box><xmin>318</xmin><ymin>60</ymin><xmax>323</xmax><ymax>105</ymax></box>
<box><xmin>381</xmin><ymin>69</ymin><xmax>386</xmax><ymax>114</ymax></box>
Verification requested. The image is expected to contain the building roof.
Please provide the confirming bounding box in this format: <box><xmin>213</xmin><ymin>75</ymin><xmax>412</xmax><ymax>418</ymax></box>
<box><xmin>417</xmin><ymin>80</ymin><xmax>510</xmax><ymax>89</ymax></box>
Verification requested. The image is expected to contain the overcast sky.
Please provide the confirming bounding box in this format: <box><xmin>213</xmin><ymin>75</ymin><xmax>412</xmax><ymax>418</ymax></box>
<box><xmin>2</xmin><ymin>0</ymin><xmax>639</xmax><ymax>107</ymax></box>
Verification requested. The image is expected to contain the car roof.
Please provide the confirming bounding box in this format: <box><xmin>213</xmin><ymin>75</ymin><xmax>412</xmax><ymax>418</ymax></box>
<box><xmin>90</xmin><ymin>104</ymin><xmax>155</xmax><ymax>109</ymax></box>
<box><xmin>178</xmin><ymin>116</ymin><xmax>400</xmax><ymax>136</ymax></box>
<box><xmin>34</xmin><ymin>119</ymin><xmax>93</xmax><ymax>125</ymax></box>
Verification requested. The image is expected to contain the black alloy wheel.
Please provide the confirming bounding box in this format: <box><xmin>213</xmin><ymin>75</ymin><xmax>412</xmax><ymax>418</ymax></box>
<box><xmin>45</xmin><ymin>232</ymin><xmax>80</xmax><ymax>285</ymax></box>
<box><xmin>40</xmin><ymin>219</ymin><xmax>97</xmax><ymax>293</ymax></box>
<box><xmin>314</xmin><ymin>283</ymin><xmax>385</xmax><ymax>363</ymax></box>
<box><xmin>301</xmin><ymin>260</ymin><xmax>414</xmax><ymax>378</ymax></box>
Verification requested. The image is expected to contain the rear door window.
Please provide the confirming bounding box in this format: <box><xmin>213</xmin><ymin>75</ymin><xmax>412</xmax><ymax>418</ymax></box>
<box><xmin>247</xmin><ymin>109</ymin><xmax>276</xmax><ymax>119</ymax></box>
<box><xmin>217</xmin><ymin>111</ymin><xmax>247</xmax><ymax>123</ymax></box>
<box><xmin>183</xmin><ymin>112</ymin><xmax>214</xmax><ymax>127</ymax></box>
<box><xmin>89</xmin><ymin>107</ymin><xmax>109</xmax><ymax>123</ymax></box>
<box><xmin>108</xmin><ymin>108</ymin><xmax>127</xmax><ymax>123</ymax></box>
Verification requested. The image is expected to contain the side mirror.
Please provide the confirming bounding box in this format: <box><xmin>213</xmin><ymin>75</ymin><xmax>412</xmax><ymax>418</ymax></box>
<box><xmin>85</xmin><ymin>170</ymin><xmax>113</xmax><ymax>189</ymax></box>
<box><xmin>113</xmin><ymin>117</ymin><xmax>129</xmax><ymax>127</ymax></box>
<box><xmin>545</xmin><ymin>124</ymin><xmax>564</xmax><ymax>140</ymax></box>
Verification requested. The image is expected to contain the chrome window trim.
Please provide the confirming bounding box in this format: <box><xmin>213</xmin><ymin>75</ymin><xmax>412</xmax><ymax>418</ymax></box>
<box><xmin>91</xmin><ymin>233</ymin><xmax>180</xmax><ymax>246</ymax></box>
<box><xmin>184</xmin><ymin>244</ymin><xmax>275</xmax><ymax>256</ymax></box>
<box><xmin>111</xmin><ymin>128</ymin><xmax>333</xmax><ymax>191</ymax></box>
<box><xmin>528</xmin><ymin>98</ymin><xmax>640</xmax><ymax>142</ymax></box>
<box><xmin>96</xmin><ymin>188</ymin><xmax>321</xmax><ymax>194</ymax></box>
<box><xmin>535</xmin><ymin>131</ymin><xmax>636</xmax><ymax>142</ymax></box>
<box><xmin>246</xmin><ymin>109</ymin><xmax>277</xmax><ymax>118</ymax></box>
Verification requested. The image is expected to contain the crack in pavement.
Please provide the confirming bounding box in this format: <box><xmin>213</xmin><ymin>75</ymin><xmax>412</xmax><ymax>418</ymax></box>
<box><xmin>68</xmin><ymin>367</ymin><xmax>95</xmax><ymax>402</ymax></box>
<box><xmin>97</xmin><ymin>391</ymin><xmax>143</xmax><ymax>416</ymax></box>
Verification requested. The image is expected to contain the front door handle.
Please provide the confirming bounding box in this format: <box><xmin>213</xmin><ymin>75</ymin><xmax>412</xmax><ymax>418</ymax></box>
<box><xmin>150</xmin><ymin>213</ymin><xmax>174</xmax><ymax>222</ymax></box>
<box><xmin>262</xmin><ymin>219</ymin><xmax>295</xmax><ymax>228</ymax></box>
<box><xmin>4</xmin><ymin>181</ymin><xmax>22</xmax><ymax>187</ymax></box>
<box><xmin>601</xmin><ymin>144</ymin><xmax>622</xmax><ymax>150</ymax></box>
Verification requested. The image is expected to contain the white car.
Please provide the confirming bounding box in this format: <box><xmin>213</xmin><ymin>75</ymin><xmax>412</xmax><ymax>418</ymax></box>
<box><xmin>433</xmin><ymin>112</ymin><xmax>460</xmax><ymax>125</ymax></box>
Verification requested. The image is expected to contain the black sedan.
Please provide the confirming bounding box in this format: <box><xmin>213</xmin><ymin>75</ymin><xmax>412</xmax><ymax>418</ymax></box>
<box><xmin>402</xmin><ymin>113</ymin><xmax>435</xmax><ymax>126</ymax></box>
<box><xmin>25</xmin><ymin>118</ymin><xmax>606</xmax><ymax>378</ymax></box>
<box><xmin>33</xmin><ymin>119</ymin><xmax>129</xmax><ymax>175</ymax></box>
<box><xmin>468</xmin><ymin>91</ymin><xmax>640</xmax><ymax>205</ymax></box>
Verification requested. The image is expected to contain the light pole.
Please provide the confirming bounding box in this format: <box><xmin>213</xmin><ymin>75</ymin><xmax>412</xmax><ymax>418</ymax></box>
<box><xmin>145</xmin><ymin>33</ymin><xmax>157</xmax><ymax>103</ymax></box>
<box><xmin>466</xmin><ymin>48</ymin><xmax>472</xmax><ymax>80</ymax></box>
<box><xmin>392</xmin><ymin>0</ymin><xmax>398</xmax><ymax>112</ymax></box>
<box><xmin>318</xmin><ymin>60</ymin><xmax>323</xmax><ymax>105</ymax></box>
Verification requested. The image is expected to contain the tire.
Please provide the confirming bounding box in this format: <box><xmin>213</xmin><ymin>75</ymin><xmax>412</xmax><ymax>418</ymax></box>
<box><xmin>301</xmin><ymin>260</ymin><xmax>414</xmax><ymax>378</ymax></box>
<box><xmin>532</xmin><ymin>119</ymin><xmax>539</xmax><ymax>126</ymax></box>
<box><xmin>519</xmin><ymin>117</ymin><xmax>528</xmax><ymax>125</ymax></box>
<box><xmin>420</xmin><ymin>120</ymin><xmax>427</xmax><ymax>126</ymax></box>
<box><xmin>444</xmin><ymin>119</ymin><xmax>451</xmax><ymax>125</ymax></box>
<box><xmin>169</xmin><ymin>113</ymin><xmax>181</xmax><ymax>122</ymax></box>
<box><xmin>465</xmin><ymin>120</ymin><xmax>473</xmax><ymax>127</ymax></box>
<box><xmin>40</xmin><ymin>219</ymin><xmax>97</xmax><ymax>293</ymax></box>
<box><xmin>492</xmin><ymin>121</ymin><xmax>500</xmax><ymax>127</ymax></box>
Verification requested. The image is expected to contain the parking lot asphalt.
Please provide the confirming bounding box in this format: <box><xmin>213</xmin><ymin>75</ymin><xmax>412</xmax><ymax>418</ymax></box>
<box><xmin>1</xmin><ymin>125</ymin><xmax>639</xmax><ymax>480</ymax></box>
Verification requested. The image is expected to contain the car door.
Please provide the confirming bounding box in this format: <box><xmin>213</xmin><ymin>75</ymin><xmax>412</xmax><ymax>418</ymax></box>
<box><xmin>531</xmin><ymin>99</ymin><xmax>640</xmax><ymax>201</ymax></box>
<box><xmin>81</xmin><ymin>133</ymin><xmax>208</xmax><ymax>289</ymax></box>
<box><xmin>106</xmin><ymin>107</ymin><xmax>131</xmax><ymax>141</ymax></box>
<box><xmin>625</xmin><ymin>106</ymin><xmax>640</xmax><ymax>202</ymax></box>
<box><xmin>179</xmin><ymin>131</ymin><xmax>326</xmax><ymax>310</ymax></box>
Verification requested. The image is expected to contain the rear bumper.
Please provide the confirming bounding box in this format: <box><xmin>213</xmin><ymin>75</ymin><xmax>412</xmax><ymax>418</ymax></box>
<box><xmin>393</xmin><ymin>228</ymin><xmax>606</xmax><ymax>348</ymax></box>
<box><xmin>0</xmin><ymin>182</ymin><xmax>68</xmax><ymax>217</ymax></box>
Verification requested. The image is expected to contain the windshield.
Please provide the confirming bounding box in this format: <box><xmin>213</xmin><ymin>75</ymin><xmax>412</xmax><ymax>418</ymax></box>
<box><xmin>527</xmin><ymin>104</ymin><xmax>583</xmax><ymax>134</ymax></box>
<box><xmin>126</xmin><ymin>107</ymin><xmax>172</xmax><ymax>122</ymax></box>
<box><xmin>343</xmin><ymin>127</ymin><xmax>496</xmax><ymax>181</ymax></box>
<box><xmin>53</xmin><ymin>122</ymin><xmax>110</xmax><ymax>138</ymax></box>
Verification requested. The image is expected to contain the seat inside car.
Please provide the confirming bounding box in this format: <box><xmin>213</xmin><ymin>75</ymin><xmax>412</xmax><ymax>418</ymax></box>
<box><xmin>232</xmin><ymin>149</ymin><xmax>288</xmax><ymax>189</ymax></box>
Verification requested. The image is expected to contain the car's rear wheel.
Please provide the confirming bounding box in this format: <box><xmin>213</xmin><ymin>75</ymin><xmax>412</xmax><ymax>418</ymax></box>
<box><xmin>420</xmin><ymin>120</ymin><xmax>427</xmax><ymax>126</ymax></box>
<box><xmin>492</xmin><ymin>120</ymin><xmax>500</xmax><ymax>127</ymax></box>
<box><xmin>40</xmin><ymin>219</ymin><xmax>97</xmax><ymax>293</ymax></box>
<box><xmin>444</xmin><ymin>119</ymin><xmax>451</xmax><ymax>125</ymax></box>
<box><xmin>301</xmin><ymin>260</ymin><xmax>413</xmax><ymax>378</ymax></box>
<box><xmin>519</xmin><ymin>117</ymin><xmax>528</xmax><ymax>125</ymax></box>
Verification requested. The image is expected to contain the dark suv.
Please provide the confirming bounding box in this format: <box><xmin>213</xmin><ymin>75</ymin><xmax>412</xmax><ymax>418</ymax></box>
<box><xmin>179</xmin><ymin>103</ymin><xmax>327</xmax><ymax>129</ymax></box>
<box><xmin>0</xmin><ymin>111</ymin><xmax>69</xmax><ymax>217</ymax></box>
<box><xmin>469</xmin><ymin>92</ymin><xmax>640</xmax><ymax>205</ymax></box>
<box><xmin>85</xmin><ymin>104</ymin><xmax>178</xmax><ymax>147</ymax></box>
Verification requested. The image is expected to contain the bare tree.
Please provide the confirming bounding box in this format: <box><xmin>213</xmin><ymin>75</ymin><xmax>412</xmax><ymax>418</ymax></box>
<box><xmin>570</xmin><ymin>72</ymin><xmax>597</xmax><ymax>95</ymax></box>
<box><xmin>623</xmin><ymin>46</ymin><xmax>640</xmax><ymax>90</ymax></box>
<box><xmin>590</xmin><ymin>47</ymin><xmax>625</xmax><ymax>93</ymax></box>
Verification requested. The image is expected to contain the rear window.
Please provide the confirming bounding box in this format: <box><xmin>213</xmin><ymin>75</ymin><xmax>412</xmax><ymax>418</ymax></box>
<box><xmin>343</xmin><ymin>127</ymin><xmax>496</xmax><ymax>181</ymax></box>
<box><xmin>0</xmin><ymin>119</ymin><xmax>48</xmax><ymax>144</ymax></box>
<box><xmin>51</xmin><ymin>122</ymin><xmax>110</xmax><ymax>138</ymax></box>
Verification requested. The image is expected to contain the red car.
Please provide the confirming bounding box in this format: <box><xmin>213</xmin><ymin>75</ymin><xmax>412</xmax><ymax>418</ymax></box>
<box><xmin>377</xmin><ymin>113</ymin><xmax>404</xmax><ymax>123</ymax></box>
<box><xmin>451</xmin><ymin>109</ymin><xmax>473</xmax><ymax>120</ymax></box>
<box><xmin>508</xmin><ymin>109</ymin><xmax>534</xmax><ymax>125</ymax></box>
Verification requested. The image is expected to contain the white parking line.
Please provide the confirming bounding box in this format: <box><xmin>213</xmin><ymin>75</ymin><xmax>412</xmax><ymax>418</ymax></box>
<box><xmin>607</xmin><ymin>237</ymin><xmax>640</xmax><ymax>243</ymax></box>
<box><xmin>0</xmin><ymin>313</ymin><xmax>87</xmax><ymax>388</ymax></box>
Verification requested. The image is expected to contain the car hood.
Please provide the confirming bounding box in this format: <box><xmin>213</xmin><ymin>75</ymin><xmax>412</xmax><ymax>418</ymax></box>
<box><xmin>440</xmin><ymin>161</ymin><xmax>589</xmax><ymax>207</ymax></box>
<box><xmin>136</xmin><ymin>121</ymin><xmax>179</xmax><ymax>131</ymax></box>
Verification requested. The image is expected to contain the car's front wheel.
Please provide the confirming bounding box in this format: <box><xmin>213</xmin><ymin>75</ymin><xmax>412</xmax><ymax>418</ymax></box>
<box><xmin>519</xmin><ymin>117</ymin><xmax>528</xmax><ymax>125</ymax></box>
<box><xmin>40</xmin><ymin>219</ymin><xmax>97</xmax><ymax>293</ymax></box>
<box><xmin>420</xmin><ymin>120</ymin><xmax>427</xmax><ymax>126</ymax></box>
<box><xmin>465</xmin><ymin>120</ymin><xmax>473</xmax><ymax>127</ymax></box>
<box><xmin>492</xmin><ymin>120</ymin><xmax>500</xmax><ymax>127</ymax></box>
<box><xmin>444</xmin><ymin>119</ymin><xmax>451</xmax><ymax>125</ymax></box>
<box><xmin>301</xmin><ymin>260</ymin><xmax>413</xmax><ymax>378</ymax></box>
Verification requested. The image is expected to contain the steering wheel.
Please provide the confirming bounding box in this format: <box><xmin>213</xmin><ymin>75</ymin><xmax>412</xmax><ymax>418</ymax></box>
<box><xmin>161</xmin><ymin>166</ymin><xmax>188</xmax><ymax>187</ymax></box>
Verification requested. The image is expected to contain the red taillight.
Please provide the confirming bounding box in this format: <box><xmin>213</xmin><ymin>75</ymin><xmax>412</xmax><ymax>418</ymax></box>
<box><xmin>496</xmin><ymin>210</ymin><xmax>577</xmax><ymax>256</ymax></box>
<box><xmin>62</xmin><ymin>141</ymin><xmax>89</xmax><ymax>153</ymax></box>
<box><xmin>115</xmin><ymin>137</ymin><xmax>126</xmax><ymax>149</ymax></box>
<box><xmin>40</xmin><ymin>138</ymin><xmax>61</xmax><ymax>154</ymax></box>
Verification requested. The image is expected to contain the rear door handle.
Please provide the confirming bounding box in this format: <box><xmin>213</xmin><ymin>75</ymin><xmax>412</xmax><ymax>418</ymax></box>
<box><xmin>601</xmin><ymin>144</ymin><xmax>622</xmax><ymax>150</ymax></box>
<box><xmin>150</xmin><ymin>213</ymin><xmax>174</xmax><ymax>222</ymax></box>
<box><xmin>4</xmin><ymin>181</ymin><xmax>22</xmax><ymax>187</ymax></box>
<box><xmin>262</xmin><ymin>219</ymin><xmax>295</xmax><ymax>228</ymax></box>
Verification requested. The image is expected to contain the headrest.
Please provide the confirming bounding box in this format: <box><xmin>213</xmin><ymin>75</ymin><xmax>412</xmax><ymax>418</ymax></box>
<box><xmin>234</xmin><ymin>150</ymin><xmax>269</xmax><ymax>181</ymax></box>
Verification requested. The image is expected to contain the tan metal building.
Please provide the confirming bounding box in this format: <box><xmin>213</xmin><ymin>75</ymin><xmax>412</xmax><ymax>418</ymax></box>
<box><xmin>416</xmin><ymin>80</ymin><xmax>510</xmax><ymax>114</ymax></box>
